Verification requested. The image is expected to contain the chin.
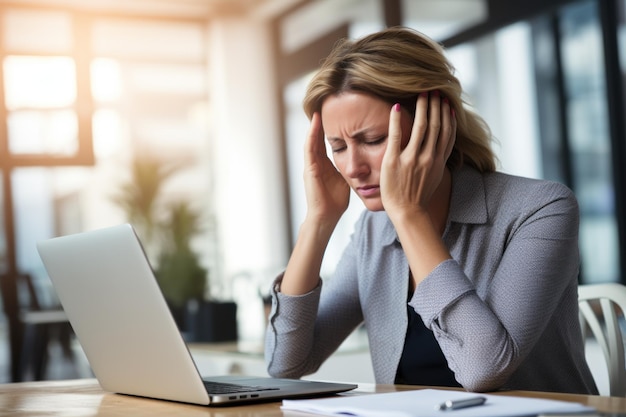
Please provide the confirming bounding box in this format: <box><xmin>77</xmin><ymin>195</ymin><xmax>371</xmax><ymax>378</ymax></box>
<box><xmin>361</xmin><ymin>199</ymin><xmax>385</xmax><ymax>212</ymax></box>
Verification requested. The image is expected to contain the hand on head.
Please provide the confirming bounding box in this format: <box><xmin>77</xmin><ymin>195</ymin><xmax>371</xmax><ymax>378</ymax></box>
<box><xmin>302</xmin><ymin>112</ymin><xmax>351</xmax><ymax>226</ymax></box>
<box><xmin>302</xmin><ymin>90</ymin><xmax>456</xmax><ymax>223</ymax></box>
<box><xmin>381</xmin><ymin>91</ymin><xmax>456</xmax><ymax>219</ymax></box>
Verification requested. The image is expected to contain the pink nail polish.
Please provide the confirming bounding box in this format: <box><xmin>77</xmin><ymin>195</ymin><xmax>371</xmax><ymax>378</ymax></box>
<box><xmin>394</xmin><ymin>103</ymin><xmax>401</xmax><ymax>112</ymax></box>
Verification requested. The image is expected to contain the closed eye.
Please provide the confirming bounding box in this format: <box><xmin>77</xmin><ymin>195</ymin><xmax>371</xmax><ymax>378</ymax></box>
<box><xmin>365</xmin><ymin>136</ymin><xmax>387</xmax><ymax>146</ymax></box>
<box><xmin>328</xmin><ymin>136</ymin><xmax>386</xmax><ymax>153</ymax></box>
<box><xmin>328</xmin><ymin>138</ymin><xmax>347</xmax><ymax>153</ymax></box>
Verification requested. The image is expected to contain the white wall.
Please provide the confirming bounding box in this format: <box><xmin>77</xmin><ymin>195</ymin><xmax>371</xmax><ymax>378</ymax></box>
<box><xmin>208</xmin><ymin>19</ymin><xmax>290</xmax><ymax>340</ymax></box>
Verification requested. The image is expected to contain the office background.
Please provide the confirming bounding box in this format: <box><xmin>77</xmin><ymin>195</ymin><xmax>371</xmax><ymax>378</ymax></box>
<box><xmin>0</xmin><ymin>0</ymin><xmax>624</xmax><ymax>383</ymax></box>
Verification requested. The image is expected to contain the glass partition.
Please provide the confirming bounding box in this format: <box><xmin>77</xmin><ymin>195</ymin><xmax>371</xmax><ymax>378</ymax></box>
<box><xmin>446</xmin><ymin>0</ymin><xmax>620</xmax><ymax>283</ymax></box>
<box><xmin>560</xmin><ymin>1</ymin><xmax>618</xmax><ymax>283</ymax></box>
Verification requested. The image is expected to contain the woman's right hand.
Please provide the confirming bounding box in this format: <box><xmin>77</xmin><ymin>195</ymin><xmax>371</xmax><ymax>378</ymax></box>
<box><xmin>280</xmin><ymin>113</ymin><xmax>350</xmax><ymax>296</ymax></box>
<box><xmin>303</xmin><ymin>112</ymin><xmax>350</xmax><ymax>227</ymax></box>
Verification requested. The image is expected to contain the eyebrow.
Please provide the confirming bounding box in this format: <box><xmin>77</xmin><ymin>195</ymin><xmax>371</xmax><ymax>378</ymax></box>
<box><xmin>326</xmin><ymin>126</ymin><xmax>382</xmax><ymax>143</ymax></box>
<box><xmin>327</xmin><ymin>137</ymin><xmax>345</xmax><ymax>145</ymax></box>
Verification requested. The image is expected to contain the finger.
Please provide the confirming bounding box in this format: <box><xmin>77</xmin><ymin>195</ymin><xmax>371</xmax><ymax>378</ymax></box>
<box><xmin>423</xmin><ymin>90</ymin><xmax>442</xmax><ymax>155</ymax></box>
<box><xmin>438</xmin><ymin>97</ymin><xmax>452</xmax><ymax>157</ymax></box>
<box><xmin>405</xmin><ymin>92</ymin><xmax>429</xmax><ymax>155</ymax></box>
<box><xmin>386</xmin><ymin>103</ymin><xmax>403</xmax><ymax>159</ymax></box>
<box><xmin>442</xmin><ymin>101</ymin><xmax>456</xmax><ymax>161</ymax></box>
<box><xmin>304</xmin><ymin>112</ymin><xmax>325</xmax><ymax>164</ymax></box>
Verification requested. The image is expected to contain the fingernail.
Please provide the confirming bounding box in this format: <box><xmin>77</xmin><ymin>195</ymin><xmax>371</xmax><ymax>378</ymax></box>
<box><xmin>394</xmin><ymin>103</ymin><xmax>401</xmax><ymax>112</ymax></box>
<box><xmin>432</xmin><ymin>90</ymin><xmax>440</xmax><ymax>97</ymax></box>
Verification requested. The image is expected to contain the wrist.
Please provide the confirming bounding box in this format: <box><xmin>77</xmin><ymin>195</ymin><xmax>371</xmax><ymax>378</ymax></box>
<box><xmin>302</xmin><ymin>213</ymin><xmax>340</xmax><ymax>239</ymax></box>
<box><xmin>387</xmin><ymin>205</ymin><xmax>432</xmax><ymax>228</ymax></box>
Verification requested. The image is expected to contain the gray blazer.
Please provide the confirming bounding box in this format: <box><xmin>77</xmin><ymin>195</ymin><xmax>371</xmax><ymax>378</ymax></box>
<box><xmin>265</xmin><ymin>166</ymin><xmax>598</xmax><ymax>394</ymax></box>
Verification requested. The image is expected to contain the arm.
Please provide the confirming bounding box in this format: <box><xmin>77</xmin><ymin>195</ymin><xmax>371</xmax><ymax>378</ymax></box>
<box><xmin>280</xmin><ymin>112</ymin><xmax>350</xmax><ymax>295</ymax></box>
<box><xmin>381</xmin><ymin>92</ymin><xmax>581</xmax><ymax>391</ymax></box>
<box><xmin>265</xmin><ymin>217</ymin><xmax>364</xmax><ymax>378</ymax></box>
<box><xmin>266</xmin><ymin>112</ymin><xmax>358</xmax><ymax>378</ymax></box>
<box><xmin>413</xmin><ymin>183</ymin><xmax>581</xmax><ymax>392</ymax></box>
<box><xmin>381</xmin><ymin>92</ymin><xmax>456</xmax><ymax>287</ymax></box>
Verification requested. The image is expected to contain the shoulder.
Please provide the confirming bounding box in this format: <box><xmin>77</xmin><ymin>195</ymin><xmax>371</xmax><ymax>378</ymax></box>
<box><xmin>455</xmin><ymin>166</ymin><xmax>577</xmax><ymax>209</ymax></box>
<box><xmin>482</xmin><ymin>170</ymin><xmax>578</xmax><ymax>215</ymax></box>
<box><xmin>450</xmin><ymin>166</ymin><xmax>579</xmax><ymax>227</ymax></box>
<box><xmin>483</xmin><ymin>170</ymin><xmax>574</xmax><ymax>196</ymax></box>
<box><xmin>480</xmin><ymin>172</ymin><xmax>580</xmax><ymax>239</ymax></box>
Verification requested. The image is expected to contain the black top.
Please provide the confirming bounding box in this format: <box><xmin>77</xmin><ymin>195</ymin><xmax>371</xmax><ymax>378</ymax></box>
<box><xmin>394</xmin><ymin>304</ymin><xmax>461</xmax><ymax>387</ymax></box>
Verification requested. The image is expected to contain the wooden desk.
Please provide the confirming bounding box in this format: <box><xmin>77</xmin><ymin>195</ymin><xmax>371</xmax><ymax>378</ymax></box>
<box><xmin>1</xmin><ymin>378</ymin><xmax>625</xmax><ymax>416</ymax></box>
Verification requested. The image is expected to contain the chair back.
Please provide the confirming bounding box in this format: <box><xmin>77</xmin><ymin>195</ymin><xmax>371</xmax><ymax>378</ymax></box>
<box><xmin>579</xmin><ymin>283</ymin><xmax>626</xmax><ymax>396</ymax></box>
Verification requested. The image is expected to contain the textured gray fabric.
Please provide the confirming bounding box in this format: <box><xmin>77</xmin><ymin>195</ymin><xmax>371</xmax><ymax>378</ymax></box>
<box><xmin>265</xmin><ymin>166</ymin><xmax>598</xmax><ymax>394</ymax></box>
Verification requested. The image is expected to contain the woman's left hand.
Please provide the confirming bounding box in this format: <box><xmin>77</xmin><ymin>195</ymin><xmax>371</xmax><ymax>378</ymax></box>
<box><xmin>380</xmin><ymin>91</ymin><xmax>456</xmax><ymax>219</ymax></box>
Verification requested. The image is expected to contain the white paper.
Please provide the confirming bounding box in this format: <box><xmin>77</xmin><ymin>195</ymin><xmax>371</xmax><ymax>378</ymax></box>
<box><xmin>281</xmin><ymin>388</ymin><xmax>596</xmax><ymax>417</ymax></box>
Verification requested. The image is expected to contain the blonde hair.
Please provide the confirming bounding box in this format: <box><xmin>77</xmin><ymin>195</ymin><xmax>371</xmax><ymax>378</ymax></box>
<box><xmin>303</xmin><ymin>26</ymin><xmax>496</xmax><ymax>173</ymax></box>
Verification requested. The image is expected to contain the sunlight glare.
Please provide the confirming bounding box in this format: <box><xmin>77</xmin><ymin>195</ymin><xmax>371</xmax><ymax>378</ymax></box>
<box><xmin>3</xmin><ymin>55</ymin><xmax>76</xmax><ymax>110</ymax></box>
<box><xmin>91</xmin><ymin>58</ymin><xmax>122</xmax><ymax>102</ymax></box>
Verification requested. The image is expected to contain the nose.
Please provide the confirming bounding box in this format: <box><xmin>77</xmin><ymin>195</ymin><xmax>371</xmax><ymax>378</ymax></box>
<box><xmin>343</xmin><ymin>147</ymin><xmax>369</xmax><ymax>179</ymax></box>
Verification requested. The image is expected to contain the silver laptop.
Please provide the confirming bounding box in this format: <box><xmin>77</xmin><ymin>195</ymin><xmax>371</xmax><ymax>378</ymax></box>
<box><xmin>36</xmin><ymin>223</ymin><xmax>357</xmax><ymax>406</ymax></box>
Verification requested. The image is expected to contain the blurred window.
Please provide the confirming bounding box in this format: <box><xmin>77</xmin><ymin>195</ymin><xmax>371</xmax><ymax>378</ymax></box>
<box><xmin>560</xmin><ymin>1</ymin><xmax>618</xmax><ymax>283</ymax></box>
<box><xmin>0</xmin><ymin>7</ymin><xmax>212</xmax><ymax>315</ymax></box>
<box><xmin>2</xmin><ymin>9</ymin><xmax>73</xmax><ymax>53</ymax></box>
<box><xmin>2</xmin><ymin>51</ymin><xmax>80</xmax><ymax>158</ymax></box>
<box><xmin>402</xmin><ymin>0</ymin><xmax>487</xmax><ymax>40</ymax></box>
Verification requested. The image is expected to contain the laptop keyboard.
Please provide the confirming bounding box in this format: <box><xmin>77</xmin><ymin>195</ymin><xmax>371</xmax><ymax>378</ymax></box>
<box><xmin>202</xmin><ymin>380</ymin><xmax>279</xmax><ymax>395</ymax></box>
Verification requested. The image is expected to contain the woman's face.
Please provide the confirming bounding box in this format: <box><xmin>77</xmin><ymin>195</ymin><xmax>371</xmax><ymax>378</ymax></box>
<box><xmin>321</xmin><ymin>92</ymin><xmax>412</xmax><ymax>211</ymax></box>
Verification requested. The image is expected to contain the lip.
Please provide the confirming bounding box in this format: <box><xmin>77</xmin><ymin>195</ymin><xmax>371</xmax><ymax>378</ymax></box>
<box><xmin>356</xmin><ymin>185</ymin><xmax>380</xmax><ymax>198</ymax></box>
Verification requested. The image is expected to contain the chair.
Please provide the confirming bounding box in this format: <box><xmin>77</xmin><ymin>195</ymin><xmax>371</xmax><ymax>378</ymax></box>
<box><xmin>17</xmin><ymin>273</ymin><xmax>74</xmax><ymax>380</ymax></box>
<box><xmin>578</xmin><ymin>283</ymin><xmax>626</xmax><ymax>396</ymax></box>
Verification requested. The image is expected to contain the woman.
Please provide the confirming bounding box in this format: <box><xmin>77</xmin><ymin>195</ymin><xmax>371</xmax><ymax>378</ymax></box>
<box><xmin>264</xmin><ymin>26</ymin><xmax>597</xmax><ymax>394</ymax></box>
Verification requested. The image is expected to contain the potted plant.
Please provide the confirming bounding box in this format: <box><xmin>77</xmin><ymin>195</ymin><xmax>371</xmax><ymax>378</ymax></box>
<box><xmin>113</xmin><ymin>155</ymin><xmax>237</xmax><ymax>342</ymax></box>
<box><xmin>157</xmin><ymin>200</ymin><xmax>238</xmax><ymax>342</ymax></box>
<box><xmin>111</xmin><ymin>156</ymin><xmax>181</xmax><ymax>260</ymax></box>
<box><xmin>155</xmin><ymin>200</ymin><xmax>207</xmax><ymax>333</ymax></box>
